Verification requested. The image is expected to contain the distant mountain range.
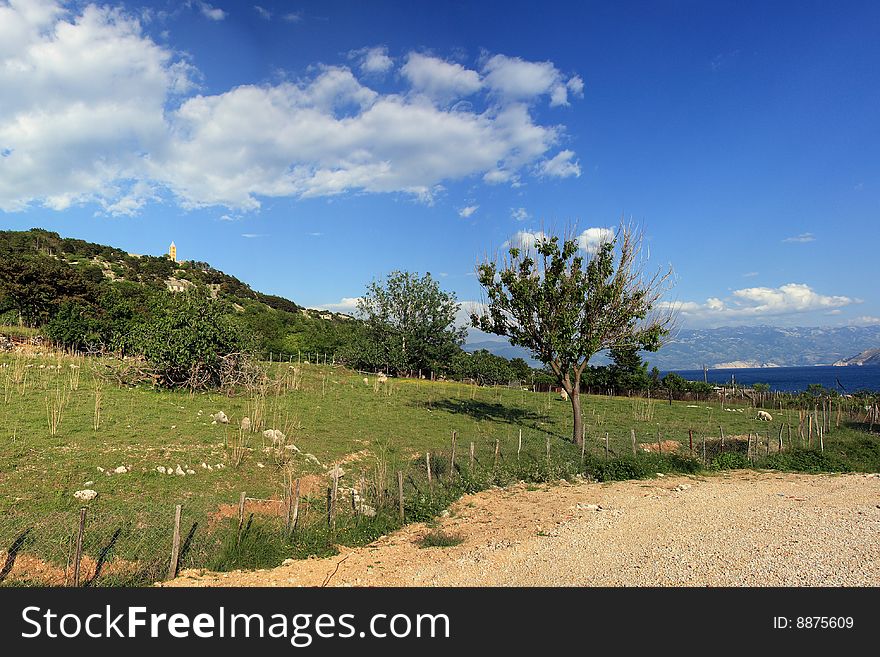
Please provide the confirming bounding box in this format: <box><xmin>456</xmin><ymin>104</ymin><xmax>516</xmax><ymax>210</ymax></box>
<box><xmin>465</xmin><ymin>325</ymin><xmax>880</xmax><ymax>371</ymax></box>
<box><xmin>834</xmin><ymin>347</ymin><xmax>880</xmax><ymax>367</ymax></box>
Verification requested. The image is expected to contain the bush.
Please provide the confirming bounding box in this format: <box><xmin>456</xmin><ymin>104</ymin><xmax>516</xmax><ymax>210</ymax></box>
<box><xmin>709</xmin><ymin>452</ymin><xmax>750</xmax><ymax>470</ymax></box>
<box><xmin>418</xmin><ymin>530</ymin><xmax>464</xmax><ymax>548</ymax></box>
<box><xmin>763</xmin><ymin>449</ymin><xmax>852</xmax><ymax>473</ymax></box>
<box><xmin>129</xmin><ymin>292</ymin><xmax>253</xmax><ymax>388</ymax></box>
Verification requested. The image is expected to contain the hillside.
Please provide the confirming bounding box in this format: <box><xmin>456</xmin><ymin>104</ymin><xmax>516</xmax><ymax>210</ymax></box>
<box><xmin>834</xmin><ymin>347</ymin><xmax>880</xmax><ymax>367</ymax></box>
<box><xmin>0</xmin><ymin>228</ymin><xmax>357</xmax><ymax>355</ymax></box>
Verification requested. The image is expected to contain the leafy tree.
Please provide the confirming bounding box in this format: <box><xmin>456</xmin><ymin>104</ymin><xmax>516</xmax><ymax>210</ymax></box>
<box><xmin>129</xmin><ymin>292</ymin><xmax>248</xmax><ymax>388</ymax></box>
<box><xmin>472</xmin><ymin>225</ymin><xmax>673</xmax><ymax>444</ymax></box>
<box><xmin>0</xmin><ymin>255</ymin><xmax>102</xmax><ymax>326</ymax></box>
<box><xmin>451</xmin><ymin>349</ymin><xmax>516</xmax><ymax>385</ymax></box>
<box><xmin>356</xmin><ymin>271</ymin><xmax>466</xmax><ymax>376</ymax></box>
<box><xmin>607</xmin><ymin>346</ymin><xmax>652</xmax><ymax>392</ymax></box>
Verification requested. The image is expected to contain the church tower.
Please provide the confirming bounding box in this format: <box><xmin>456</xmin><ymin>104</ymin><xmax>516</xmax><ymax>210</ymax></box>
<box><xmin>169</xmin><ymin>241</ymin><xmax>177</xmax><ymax>263</ymax></box>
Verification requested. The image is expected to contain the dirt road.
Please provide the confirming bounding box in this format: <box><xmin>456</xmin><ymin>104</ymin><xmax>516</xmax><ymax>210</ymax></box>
<box><xmin>164</xmin><ymin>471</ymin><xmax>880</xmax><ymax>587</ymax></box>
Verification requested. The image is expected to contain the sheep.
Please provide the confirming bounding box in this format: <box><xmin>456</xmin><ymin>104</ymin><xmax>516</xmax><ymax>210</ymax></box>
<box><xmin>263</xmin><ymin>428</ymin><xmax>286</xmax><ymax>446</ymax></box>
<box><xmin>757</xmin><ymin>410</ymin><xmax>773</xmax><ymax>421</ymax></box>
<box><xmin>363</xmin><ymin>377</ymin><xmax>369</xmax><ymax>385</ymax></box>
<box><xmin>377</xmin><ymin>373</ymin><xmax>388</xmax><ymax>383</ymax></box>
<box><xmin>210</xmin><ymin>411</ymin><xmax>229</xmax><ymax>425</ymax></box>
<box><xmin>560</xmin><ymin>389</ymin><xmax>569</xmax><ymax>401</ymax></box>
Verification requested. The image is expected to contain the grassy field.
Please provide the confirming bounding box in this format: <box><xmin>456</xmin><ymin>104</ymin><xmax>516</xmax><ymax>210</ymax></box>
<box><xmin>1</xmin><ymin>348</ymin><xmax>877</xmax><ymax>585</ymax></box>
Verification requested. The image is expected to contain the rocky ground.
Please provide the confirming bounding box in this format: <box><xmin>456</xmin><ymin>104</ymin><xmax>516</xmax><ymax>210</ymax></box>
<box><xmin>163</xmin><ymin>470</ymin><xmax>880</xmax><ymax>587</ymax></box>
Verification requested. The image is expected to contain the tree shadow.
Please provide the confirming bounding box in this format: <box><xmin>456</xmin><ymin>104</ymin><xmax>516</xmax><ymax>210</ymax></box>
<box><xmin>85</xmin><ymin>527</ymin><xmax>122</xmax><ymax>587</ymax></box>
<box><xmin>415</xmin><ymin>398</ymin><xmax>562</xmax><ymax>439</ymax></box>
<box><xmin>0</xmin><ymin>528</ymin><xmax>31</xmax><ymax>583</ymax></box>
<box><xmin>179</xmin><ymin>522</ymin><xmax>199</xmax><ymax>564</ymax></box>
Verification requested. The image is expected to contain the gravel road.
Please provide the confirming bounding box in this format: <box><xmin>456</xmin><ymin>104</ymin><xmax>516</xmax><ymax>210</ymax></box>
<box><xmin>165</xmin><ymin>471</ymin><xmax>880</xmax><ymax>587</ymax></box>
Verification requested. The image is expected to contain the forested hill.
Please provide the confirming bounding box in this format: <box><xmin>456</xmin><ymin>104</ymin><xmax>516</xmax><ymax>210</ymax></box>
<box><xmin>0</xmin><ymin>228</ymin><xmax>356</xmax><ymax>355</ymax></box>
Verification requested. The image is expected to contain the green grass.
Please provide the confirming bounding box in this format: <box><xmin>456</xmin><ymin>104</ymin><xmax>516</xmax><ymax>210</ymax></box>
<box><xmin>418</xmin><ymin>529</ymin><xmax>464</xmax><ymax>549</ymax></box>
<box><xmin>0</xmin><ymin>350</ymin><xmax>876</xmax><ymax>585</ymax></box>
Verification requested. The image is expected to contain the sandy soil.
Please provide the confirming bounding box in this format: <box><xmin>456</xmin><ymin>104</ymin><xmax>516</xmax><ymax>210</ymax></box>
<box><xmin>163</xmin><ymin>470</ymin><xmax>880</xmax><ymax>587</ymax></box>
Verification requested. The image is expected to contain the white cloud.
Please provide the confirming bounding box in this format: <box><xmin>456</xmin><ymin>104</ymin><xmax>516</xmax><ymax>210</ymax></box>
<box><xmin>0</xmin><ymin>3</ymin><xmax>581</xmax><ymax>213</ymax></box>
<box><xmin>354</xmin><ymin>46</ymin><xmax>393</xmax><ymax>75</ymax></box>
<box><xmin>538</xmin><ymin>150</ymin><xmax>581</xmax><ymax>178</ymax></box>
<box><xmin>511</xmin><ymin>207</ymin><xmax>529</xmax><ymax>222</ymax></box>
<box><xmin>577</xmin><ymin>227</ymin><xmax>614</xmax><ymax>253</ymax></box>
<box><xmin>254</xmin><ymin>5</ymin><xmax>271</xmax><ymax>20</ymax></box>
<box><xmin>241</xmin><ymin>233</ymin><xmax>267</xmax><ymax>238</ymax></box>
<box><xmin>503</xmin><ymin>229</ymin><xmax>546</xmax><ymax>250</ymax></box>
<box><xmin>782</xmin><ymin>232</ymin><xmax>816</xmax><ymax>243</ymax></box>
<box><xmin>458</xmin><ymin>205</ymin><xmax>478</xmax><ymax>218</ymax></box>
<box><xmin>743</xmin><ymin>271</ymin><xmax>759</xmax><ymax>278</ymax></box>
<box><xmin>199</xmin><ymin>2</ymin><xmax>225</xmax><ymax>21</ymax></box>
<box><xmin>482</xmin><ymin>54</ymin><xmax>579</xmax><ymax>106</ymax></box>
<box><xmin>402</xmin><ymin>53</ymin><xmax>482</xmax><ymax>103</ymax></box>
<box><xmin>282</xmin><ymin>12</ymin><xmax>301</xmax><ymax>23</ymax></box>
<box><xmin>319</xmin><ymin>297</ymin><xmax>362</xmax><ymax>314</ymax></box>
<box><xmin>0</xmin><ymin>2</ymin><xmax>193</xmax><ymax>212</ymax></box>
<box><xmin>852</xmin><ymin>315</ymin><xmax>880</xmax><ymax>325</ymax></box>
<box><xmin>659</xmin><ymin>283</ymin><xmax>857</xmax><ymax>323</ymax></box>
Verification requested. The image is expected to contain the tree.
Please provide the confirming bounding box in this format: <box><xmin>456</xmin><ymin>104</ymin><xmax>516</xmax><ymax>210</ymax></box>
<box><xmin>129</xmin><ymin>292</ymin><xmax>249</xmax><ymax>388</ymax></box>
<box><xmin>472</xmin><ymin>224</ymin><xmax>673</xmax><ymax>444</ymax></box>
<box><xmin>606</xmin><ymin>345</ymin><xmax>652</xmax><ymax>393</ymax></box>
<box><xmin>356</xmin><ymin>271</ymin><xmax>466</xmax><ymax>376</ymax></box>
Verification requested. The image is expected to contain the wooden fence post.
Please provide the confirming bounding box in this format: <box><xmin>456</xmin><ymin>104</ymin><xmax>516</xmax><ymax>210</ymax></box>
<box><xmin>236</xmin><ymin>491</ymin><xmax>246</xmax><ymax>544</ymax></box>
<box><xmin>72</xmin><ymin>507</ymin><xmax>87</xmax><ymax>587</ymax></box>
<box><xmin>688</xmin><ymin>429</ymin><xmax>693</xmax><ymax>456</ymax></box>
<box><xmin>167</xmin><ymin>504</ymin><xmax>182</xmax><ymax>581</ymax></box>
<box><xmin>719</xmin><ymin>426</ymin><xmax>725</xmax><ymax>453</ymax></box>
<box><xmin>450</xmin><ymin>432</ymin><xmax>457</xmax><ymax>475</ymax></box>
<box><xmin>631</xmin><ymin>429</ymin><xmax>637</xmax><ymax>456</ymax></box>
<box><xmin>330</xmin><ymin>468</ymin><xmax>339</xmax><ymax>532</ymax></box>
<box><xmin>604</xmin><ymin>432</ymin><xmax>609</xmax><ymax>459</ymax></box>
<box><xmin>469</xmin><ymin>441</ymin><xmax>475</xmax><ymax>473</ymax></box>
<box><xmin>397</xmin><ymin>471</ymin><xmax>404</xmax><ymax>522</ymax></box>
<box><xmin>494</xmin><ymin>439</ymin><xmax>500</xmax><ymax>469</ymax></box>
<box><xmin>287</xmin><ymin>479</ymin><xmax>300</xmax><ymax>537</ymax></box>
<box><xmin>425</xmin><ymin>452</ymin><xmax>433</xmax><ymax>498</ymax></box>
<box><xmin>517</xmin><ymin>429</ymin><xmax>522</xmax><ymax>461</ymax></box>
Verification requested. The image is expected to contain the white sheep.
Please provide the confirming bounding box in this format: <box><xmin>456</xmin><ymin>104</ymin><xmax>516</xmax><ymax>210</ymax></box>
<box><xmin>210</xmin><ymin>411</ymin><xmax>229</xmax><ymax>425</ymax></box>
<box><xmin>560</xmin><ymin>389</ymin><xmax>569</xmax><ymax>401</ymax></box>
<box><xmin>757</xmin><ymin>410</ymin><xmax>773</xmax><ymax>421</ymax></box>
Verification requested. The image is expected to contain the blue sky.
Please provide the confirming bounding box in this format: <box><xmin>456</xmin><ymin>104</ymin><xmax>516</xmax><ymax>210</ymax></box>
<box><xmin>1</xmin><ymin>0</ymin><xmax>878</xmax><ymax>335</ymax></box>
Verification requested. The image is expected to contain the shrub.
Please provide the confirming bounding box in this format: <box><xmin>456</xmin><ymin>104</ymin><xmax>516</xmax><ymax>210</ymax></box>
<box><xmin>709</xmin><ymin>452</ymin><xmax>750</xmax><ymax>470</ymax></box>
<box><xmin>763</xmin><ymin>449</ymin><xmax>852</xmax><ymax>473</ymax></box>
<box><xmin>418</xmin><ymin>530</ymin><xmax>464</xmax><ymax>548</ymax></box>
<box><xmin>129</xmin><ymin>292</ymin><xmax>253</xmax><ymax>388</ymax></box>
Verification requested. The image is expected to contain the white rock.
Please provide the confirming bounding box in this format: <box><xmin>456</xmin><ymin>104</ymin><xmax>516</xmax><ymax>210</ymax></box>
<box><xmin>241</xmin><ymin>417</ymin><xmax>251</xmax><ymax>432</ymax></box>
<box><xmin>113</xmin><ymin>466</ymin><xmax>127</xmax><ymax>474</ymax></box>
<box><xmin>186</xmin><ymin>469</ymin><xmax>196</xmax><ymax>475</ymax></box>
<box><xmin>175</xmin><ymin>465</ymin><xmax>186</xmax><ymax>476</ymax></box>
<box><xmin>282</xmin><ymin>558</ymin><xmax>296</xmax><ymax>566</ymax></box>
<box><xmin>157</xmin><ymin>466</ymin><xmax>167</xmax><ymax>474</ymax></box>
<box><xmin>84</xmin><ymin>481</ymin><xmax>94</xmax><ymax>486</ymax></box>
<box><xmin>578</xmin><ymin>503</ymin><xmax>602</xmax><ymax>511</ymax></box>
<box><xmin>74</xmin><ymin>489</ymin><xmax>97</xmax><ymax>501</ymax></box>
<box><xmin>257</xmin><ymin>463</ymin><xmax>265</xmax><ymax>468</ymax></box>
<box><xmin>96</xmin><ymin>467</ymin><xmax>105</xmax><ymax>473</ymax></box>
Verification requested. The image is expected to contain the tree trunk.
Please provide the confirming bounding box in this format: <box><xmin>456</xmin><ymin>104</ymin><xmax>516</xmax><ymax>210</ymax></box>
<box><xmin>570</xmin><ymin>388</ymin><xmax>583</xmax><ymax>445</ymax></box>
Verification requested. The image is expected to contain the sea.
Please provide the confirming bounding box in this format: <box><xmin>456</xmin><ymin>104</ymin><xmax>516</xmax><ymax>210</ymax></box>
<box><xmin>665</xmin><ymin>365</ymin><xmax>880</xmax><ymax>393</ymax></box>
